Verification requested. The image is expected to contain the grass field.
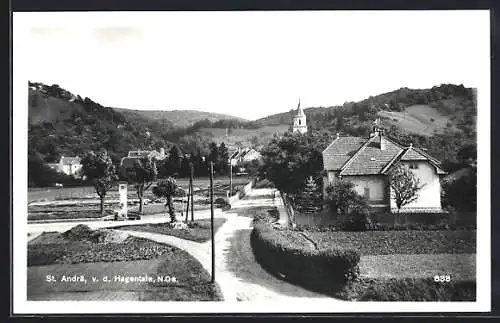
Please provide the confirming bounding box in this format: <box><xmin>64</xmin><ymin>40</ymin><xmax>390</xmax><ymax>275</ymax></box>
<box><xmin>378</xmin><ymin>104</ymin><xmax>457</xmax><ymax>136</ymax></box>
<box><xmin>304</xmin><ymin>230</ymin><xmax>476</xmax><ymax>255</ymax></box>
<box><xmin>114</xmin><ymin>218</ymin><xmax>228</xmax><ymax>243</ymax></box>
<box><xmin>28</xmin><ymin>227</ymin><xmax>223</xmax><ymax>301</ymax></box>
<box><xmin>28</xmin><ymin>176</ymin><xmax>251</xmax><ymax>203</ymax></box>
<box><xmin>300</xmin><ymin>229</ymin><xmax>476</xmax><ymax>300</ymax></box>
<box><xmin>28</xmin><ymin>177</ymin><xmax>252</xmax><ymax>221</ymax></box>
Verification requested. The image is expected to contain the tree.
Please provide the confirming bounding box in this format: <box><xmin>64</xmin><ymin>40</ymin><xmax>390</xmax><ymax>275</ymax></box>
<box><xmin>152</xmin><ymin>177</ymin><xmax>185</xmax><ymax>223</ymax></box>
<box><xmin>81</xmin><ymin>151</ymin><xmax>119</xmax><ymax>215</ymax></box>
<box><xmin>325</xmin><ymin>180</ymin><xmax>370</xmax><ymax>231</ymax></box>
<box><xmin>325</xmin><ymin>180</ymin><xmax>368</xmax><ymax>215</ymax></box>
<box><xmin>260</xmin><ymin>131</ymin><xmax>328</xmax><ymax>195</ymax></box>
<box><xmin>207</xmin><ymin>142</ymin><xmax>219</xmax><ymax>171</ymax></box>
<box><xmin>218</xmin><ymin>142</ymin><xmax>229</xmax><ymax>174</ymax></box>
<box><xmin>127</xmin><ymin>156</ymin><xmax>158</xmax><ymax>214</ymax></box>
<box><xmin>167</xmin><ymin>145</ymin><xmax>183</xmax><ymax>176</ymax></box>
<box><xmin>387</xmin><ymin>162</ymin><xmax>423</xmax><ymax>212</ymax></box>
<box><xmin>297</xmin><ymin>176</ymin><xmax>322</xmax><ymax>215</ymax></box>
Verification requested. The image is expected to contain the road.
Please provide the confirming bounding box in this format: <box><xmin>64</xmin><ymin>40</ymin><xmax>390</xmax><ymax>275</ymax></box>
<box><xmin>27</xmin><ymin>187</ymin><xmax>343</xmax><ymax>302</ymax></box>
<box><xmin>121</xmin><ymin>188</ymin><xmax>342</xmax><ymax>302</ymax></box>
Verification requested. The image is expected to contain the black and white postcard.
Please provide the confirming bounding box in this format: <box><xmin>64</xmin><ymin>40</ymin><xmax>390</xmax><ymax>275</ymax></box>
<box><xmin>12</xmin><ymin>10</ymin><xmax>491</xmax><ymax>314</ymax></box>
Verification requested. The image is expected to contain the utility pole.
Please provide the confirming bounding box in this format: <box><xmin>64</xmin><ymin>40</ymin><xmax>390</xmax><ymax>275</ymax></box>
<box><xmin>189</xmin><ymin>161</ymin><xmax>194</xmax><ymax>222</ymax></box>
<box><xmin>185</xmin><ymin>183</ymin><xmax>190</xmax><ymax>223</ymax></box>
<box><xmin>229</xmin><ymin>158</ymin><xmax>233</xmax><ymax>196</ymax></box>
<box><xmin>209</xmin><ymin>161</ymin><xmax>215</xmax><ymax>283</ymax></box>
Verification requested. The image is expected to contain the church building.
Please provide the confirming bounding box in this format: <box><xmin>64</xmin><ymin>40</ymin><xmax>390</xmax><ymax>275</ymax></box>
<box><xmin>292</xmin><ymin>99</ymin><xmax>308</xmax><ymax>134</ymax></box>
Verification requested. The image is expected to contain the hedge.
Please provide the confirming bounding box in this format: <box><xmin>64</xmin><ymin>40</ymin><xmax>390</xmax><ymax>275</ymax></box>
<box><xmin>251</xmin><ymin>222</ymin><xmax>360</xmax><ymax>295</ymax></box>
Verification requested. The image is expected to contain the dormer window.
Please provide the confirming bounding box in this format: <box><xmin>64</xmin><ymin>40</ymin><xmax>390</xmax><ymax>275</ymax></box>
<box><xmin>370</xmin><ymin>157</ymin><xmax>376</xmax><ymax>161</ymax></box>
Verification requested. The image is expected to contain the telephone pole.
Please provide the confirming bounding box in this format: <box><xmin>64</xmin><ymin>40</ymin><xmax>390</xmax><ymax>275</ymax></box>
<box><xmin>189</xmin><ymin>161</ymin><xmax>194</xmax><ymax>222</ymax></box>
<box><xmin>209</xmin><ymin>161</ymin><xmax>215</xmax><ymax>283</ymax></box>
<box><xmin>229</xmin><ymin>158</ymin><xmax>233</xmax><ymax>196</ymax></box>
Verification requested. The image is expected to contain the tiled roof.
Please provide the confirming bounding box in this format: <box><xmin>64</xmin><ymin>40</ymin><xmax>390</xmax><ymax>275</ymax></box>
<box><xmin>323</xmin><ymin>133</ymin><xmax>446</xmax><ymax>176</ymax></box>
<box><xmin>60</xmin><ymin>156</ymin><xmax>81</xmax><ymax>165</ymax></box>
<box><xmin>340</xmin><ymin>136</ymin><xmax>404</xmax><ymax>175</ymax></box>
<box><xmin>400</xmin><ymin>147</ymin><xmax>429</xmax><ymax>161</ymax></box>
<box><xmin>322</xmin><ymin>136</ymin><xmax>367</xmax><ymax>171</ymax></box>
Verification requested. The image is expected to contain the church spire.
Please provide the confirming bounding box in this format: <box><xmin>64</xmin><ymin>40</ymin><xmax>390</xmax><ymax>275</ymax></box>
<box><xmin>292</xmin><ymin>98</ymin><xmax>307</xmax><ymax>134</ymax></box>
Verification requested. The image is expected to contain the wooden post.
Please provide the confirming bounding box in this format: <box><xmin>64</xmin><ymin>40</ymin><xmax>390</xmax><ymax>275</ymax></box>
<box><xmin>185</xmin><ymin>183</ymin><xmax>190</xmax><ymax>223</ymax></box>
<box><xmin>229</xmin><ymin>160</ymin><xmax>233</xmax><ymax>196</ymax></box>
<box><xmin>210</xmin><ymin>161</ymin><xmax>215</xmax><ymax>283</ymax></box>
<box><xmin>190</xmin><ymin>162</ymin><xmax>194</xmax><ymax>222</ymax></box>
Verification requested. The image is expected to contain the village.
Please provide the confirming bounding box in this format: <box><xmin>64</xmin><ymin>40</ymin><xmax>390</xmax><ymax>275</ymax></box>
<box><xmin>26</xmin><ymin>100</ymin><xmax>477</xmax><ymax>303</ymax></box>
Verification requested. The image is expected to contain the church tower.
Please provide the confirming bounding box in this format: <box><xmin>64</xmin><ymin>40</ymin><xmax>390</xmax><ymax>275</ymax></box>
<box><xmin>292</xmin><ymin>99</ymin><xmax>308</xmax><ymax>134</ymax></box>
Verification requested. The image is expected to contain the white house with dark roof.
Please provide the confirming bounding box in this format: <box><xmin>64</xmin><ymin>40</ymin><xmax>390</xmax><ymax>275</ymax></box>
<box><xmin>322</xmin><ymin>127</ymin><xmax>447</xmax><ymax>213</ymax></box>
<box><xmin>59</xmin><ymin>156</ymin><xmax>82</xmax><ymax>177</ymax></box>
<box><xmin>229</xmin><ymin>147</ymin><xmax>262</xmax><ymax>166</ymax></box>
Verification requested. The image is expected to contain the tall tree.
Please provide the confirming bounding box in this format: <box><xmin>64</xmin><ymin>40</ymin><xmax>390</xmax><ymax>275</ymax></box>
<box><xmin>218</xmin><ymin>142</ymin><xmax>229</xmax><ymax>174</ymax></box>
<box><xmin>388</xmin><ymin>162</ymin><xmax>423</xmax><ymax>212</ymax></box>
<box><xmin>207</xmin><ymin>142</ymin><xmax>219</xmax><ymax>171</ymax></box>
<box><xmin>81</xmin><ymin>151</ymin><xmax>119</xmax><ymax>215</ymax></box>
<box><xmin>152</xmin><ymin>177</ymin><xmax>185</xmax><ymax>223</ymax></box>
<box><xmin>127</xmin><ymin>156</ymin><xmax>158</xmax><ymax>214</ymax></box>
<box><xmin>297</xmin><ymin>176</ymin><xmax>322</xmax><ymax>215</ymax></box>
<box><xmin>259</xmin><ymin>131</ymin><xmax>328</xmax><ymax>195</ymax></box>
<box><xmin>167</xmin><ymin>145</ymin><xmax>183</xmax><ymax>176</ymax></box>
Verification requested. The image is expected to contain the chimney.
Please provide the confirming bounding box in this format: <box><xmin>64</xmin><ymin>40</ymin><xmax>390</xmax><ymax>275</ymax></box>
<box><xmin>336</xmin><ymin>133</ymin><xmax>340</xmax><ymax>140</ymax></box>
<box><xmin>379</xmin><ymin>130</ymin><xmax>386</xmax><ymax>150</ymax></box>
<box><xmin>160</xmin><ymin>147</ymin><xmax>165</xmax><ymax>156</ymax></box>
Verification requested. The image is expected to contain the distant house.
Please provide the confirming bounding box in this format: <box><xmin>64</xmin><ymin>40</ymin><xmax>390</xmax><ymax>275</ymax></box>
<box><xmin>46</xmin><ymin>156</ymin><xmax>83</xmax><ymax>178</ymax></box>
<box><xmin>229</xmin><ymin>147</ymin><xmax>263</xmax><ymax>166</ymax></box>
<box><xmin>322</xmin><ymin>128</ymin><xmax>447</xmax><ymax>213</ymax></box>
<box><xmin>120</xmin><ymin>148</ymin><xmax>167</xmax><ymax>178</ymax></box>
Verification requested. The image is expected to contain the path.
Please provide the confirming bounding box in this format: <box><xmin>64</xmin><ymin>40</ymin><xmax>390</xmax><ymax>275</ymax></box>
<box><xmin>26</xmin><ymin>209</ymin><xmax>222</xmax><ymax>239</ymax></box>
<box><xmin>122</xmin><ymin>188</ymin><xmax>343</xmax><ymax>302</ymax></box>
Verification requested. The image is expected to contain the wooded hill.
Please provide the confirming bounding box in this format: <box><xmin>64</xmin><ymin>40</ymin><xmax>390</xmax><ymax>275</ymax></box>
<box><xmin>28</xmin><ymin>81</ymin><xmax>476</xmax><ymax>181</ymax></box>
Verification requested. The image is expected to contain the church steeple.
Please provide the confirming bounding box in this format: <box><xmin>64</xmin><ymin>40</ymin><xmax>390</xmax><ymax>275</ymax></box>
<box><xmin>292</xmin><ymin>98</ymin><xmax>307</xmax><ymax>134</ymax></box>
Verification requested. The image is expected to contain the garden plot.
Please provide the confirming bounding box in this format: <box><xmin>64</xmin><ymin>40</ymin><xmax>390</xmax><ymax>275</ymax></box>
<box><xmin>303</xmin><ymin>229</ymin><xmax>476</xmax><ymax>282</ymax></box>
<box><xmin>27</xmin><ymin>225</ymin><xmax>223</xmax><ymax>301</ymax></box>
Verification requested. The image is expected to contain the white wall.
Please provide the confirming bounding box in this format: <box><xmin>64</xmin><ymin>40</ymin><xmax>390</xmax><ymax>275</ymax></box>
<box><xmin>390</xmin><ymin>161</ymin><xmax>442</xmax><ymax>211</ymax></box>
<box><xmin>343</xmin><ymin>175</ymin><xmax>387</xmax><ymax>203</ymax></box>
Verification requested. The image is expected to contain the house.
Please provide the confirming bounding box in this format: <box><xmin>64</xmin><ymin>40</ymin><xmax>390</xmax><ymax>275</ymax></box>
<box><xmin>229</xmin><ymin>147</ymin><xmax>262</xmax><ymax>166</ymax></box>
<box><xmin>322</xmin><ymin>127</ymin><xmax>447</xmax><ymax>213</ymax></box>
<box><xmin>120</xmin><ymin>148</ymin><xmax>167</xmax><ymax>177</ymax></box>
<box><xmin>46</xmin><ymin>156</ymin><xmax>83</xmax><ymax>178</ymax></box>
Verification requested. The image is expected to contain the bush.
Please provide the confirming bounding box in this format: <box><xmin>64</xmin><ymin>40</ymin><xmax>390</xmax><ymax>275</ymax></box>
<box><xmin>336</xmin><ymin>208</ymin><xmax>373</xmax><ymax>231</ymax></box>
<box><xmin>251</xmin><ymin>222</ymin><xmax>360</xmax><ymax>294</ymax></box>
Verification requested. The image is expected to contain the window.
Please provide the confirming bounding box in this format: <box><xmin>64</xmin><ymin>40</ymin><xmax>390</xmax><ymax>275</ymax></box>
<box><xmin>299</xmin><ymin>119</ymin><xmax>301</xmax><ymax>125</ymax></box>
<box><xmin>409</xmin><ymin>163</ymin><xmax>419</xmax><ymax>169</ymax></box>
<box><xmin>364</xmin><ymin>187</ymin><xmax>370</xmax><ymax>199</ymax></box>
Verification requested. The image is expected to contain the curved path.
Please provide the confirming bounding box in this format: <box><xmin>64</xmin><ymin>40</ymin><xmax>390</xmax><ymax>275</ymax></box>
<box><xmin>120</xmin><ymin>188</ymin><xmax>344</xmax><ymax>303</ymax></box>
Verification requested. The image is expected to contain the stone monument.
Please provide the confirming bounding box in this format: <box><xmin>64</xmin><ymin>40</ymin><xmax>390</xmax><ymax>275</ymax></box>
<box><xmin>116</xmin><ymin>181</ymin><xmax>128</xmax><ymax>220</ymax></box>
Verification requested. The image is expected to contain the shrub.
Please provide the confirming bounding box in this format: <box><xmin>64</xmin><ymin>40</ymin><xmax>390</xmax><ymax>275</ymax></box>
<box><xmin>325</xmin><ymin>180</ymin><xmax>369</xmax><ymax>216</ymax></box>
<box><xmin>336</xmin><ymin>208</ymin><xmax>373</xmax><ymax>231</ymax></box>
<box><xmin>251</xmin><ymin>222</ymin><xmax>360</xmax><ymax>294</ymax></box>
<box><xmin>252</xmin><ymin>208</ymin><xmax>280</xmax><ymax>225</ymax></box>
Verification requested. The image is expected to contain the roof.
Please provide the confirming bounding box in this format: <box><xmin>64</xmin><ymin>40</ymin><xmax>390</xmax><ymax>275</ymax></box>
<box><xmin>60</xmin><ymin>156</ymin><xmax>81</xmax><ymax>165</ymax></box>
<box><xmin>322</xmin><ymin>132</ymin><xmax>447</xmax><ymax>176</ymax></box>
<box><xmin>295</xmin><ymin>100</ymin><xmax>305</xmax><ymax>118</ymax></box>
<box><xmin>322</xmin><ymin>136</ymin><xmax>367</xmax><ymax>171</ymax></box>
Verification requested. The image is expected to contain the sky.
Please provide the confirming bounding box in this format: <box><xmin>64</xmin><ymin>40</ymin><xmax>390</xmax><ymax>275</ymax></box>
<box><xmin>15</xmin><ymin>10</ymin><xmax>490</xmax><ymax>120</ymax></box>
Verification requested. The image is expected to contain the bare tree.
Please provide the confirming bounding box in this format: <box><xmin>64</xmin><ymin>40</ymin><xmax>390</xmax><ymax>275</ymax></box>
<box><xmin>388</xmin><ymin>162</ymin><xmax>423</xmax><ymax>213</ymax></box>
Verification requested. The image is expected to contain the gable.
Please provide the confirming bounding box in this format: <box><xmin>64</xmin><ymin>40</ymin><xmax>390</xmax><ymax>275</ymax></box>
<box><xmin>322</xmin><ymin>132</ymin><xmax>446</xmax><ymax>176</ymax></box>
<box><xmin>340</xmin><ymin>137</ymin><xmax>403</xmax><ymax>175</ymax></box>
